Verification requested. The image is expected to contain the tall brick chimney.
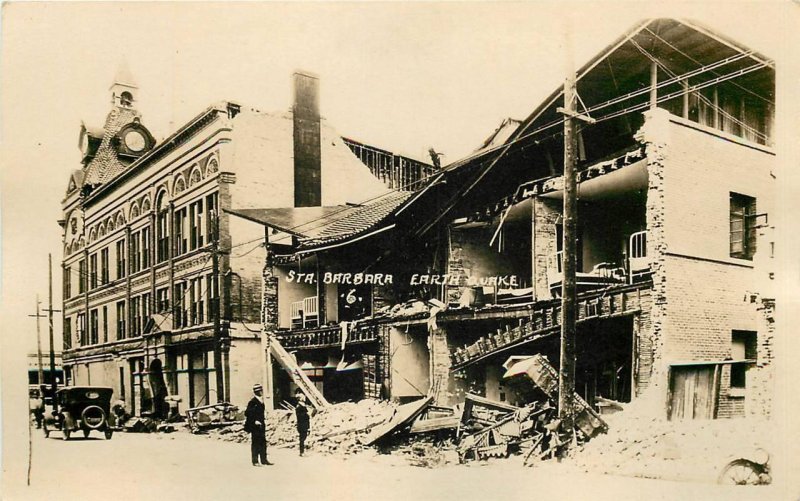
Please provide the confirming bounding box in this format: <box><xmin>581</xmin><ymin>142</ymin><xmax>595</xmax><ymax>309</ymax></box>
<box><xmin>293</xmin><ymin>71</ymin><xmax>322</xmax><ymax>207</ymax></box>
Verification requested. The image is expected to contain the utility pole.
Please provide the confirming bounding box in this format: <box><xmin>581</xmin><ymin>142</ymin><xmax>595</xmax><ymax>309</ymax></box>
<box><xmin>262</xmin><ymin>226</ymin><xmax>276</xmax><ymax>411</ymax></box>
<box><xmin>558</xmin><ymin>24</ymin><xmax>579</xmax><ymax>448</ymax></box>
<box><xmin>212</xmin><ymin>211</ymin><xmax>225</xmax><ymax>402</ymax></box>
<box><xmin>28</xmin><ymin>295</ymin><xmax>45</xmax><ymax>385</ymax></box>
<box><xmin>47</xmin><ymin>254</ymin><xmax>61</xmax><ymax>411</ymax></box>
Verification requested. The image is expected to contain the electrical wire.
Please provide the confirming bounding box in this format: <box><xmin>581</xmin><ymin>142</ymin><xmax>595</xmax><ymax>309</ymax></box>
<box><xmin>643</xmin><ymin>27</ymin><xmax>774</xmax><ymax>105</ymax></box>
<box><xmin>629</xmin><ymin>39</ymin><xmax>768</xmax><ymax>141</ymax></box>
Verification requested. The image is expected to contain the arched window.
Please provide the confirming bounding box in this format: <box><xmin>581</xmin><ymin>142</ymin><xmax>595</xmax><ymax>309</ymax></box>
<box><xmin>120</xmin><ymin>91</ymin><xmax>133</xmax><ymax>107</ymax></box>
<box><xmin>156</xmin><ymin>190</ymin><xmax>170</xmax><ymax>263</ymax></box>
<box><xmin>141</xmin><ymin>197</ymin><xmax>151</xmax><ymax>213</ymax></box>
<box><xmin>189</xmin><ymin>166</ymin><xmax>202</xmax><ymax>186</ymax></box>
<box><xmin>130</xmin><ymin>201</ymin><xmax>140</xmax><ymax>220</ymax></box>
<box><xmin>116</xmin><ymin>212</ymin><xmax>125</xmax><ymax>228</ymax></box>
<box><xmin>106</xmin><ymin>217</ymin><xmax>115</xmax><ymax>232</ymax></box>
<box><xmin>89</xmin><ymin>228</ymin><xmax>97</xmax><ymax>243</ymax></box>
<box><xmin>206</xmin><ymin>158</ymin><xmax>219</xmax><ymax>174</ymax></box>
<box><xmin>173</xmin><ymin>175</ymin><xmax>186</xmax><ymax>195</ymax></box>
<box><xmin>98</xmin><ymin>224</ymin><xmax>106</xmax><ymax>239</ymax></box>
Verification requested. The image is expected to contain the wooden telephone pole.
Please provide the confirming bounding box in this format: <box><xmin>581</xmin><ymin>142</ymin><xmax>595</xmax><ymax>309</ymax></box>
<box><xmin>46</xmin><ymin>255</ymin><xmax>61</xmax><ymax>410</ymax></box>
<box><xmin>557</xmin><ymin>25</ymin><xmax>580</xmax><ymax>446</ymax></box>
<box><xmin>28</xmin><ymin>295</ymin><xmax>45</xmax><ymax>385</ymax></box>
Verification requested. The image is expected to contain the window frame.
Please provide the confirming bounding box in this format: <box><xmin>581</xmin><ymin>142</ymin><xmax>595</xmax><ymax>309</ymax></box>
<box><xmin>729</xmin><ymin>192</ymin><xmax>757</xmax><ymax>260</ymax></box>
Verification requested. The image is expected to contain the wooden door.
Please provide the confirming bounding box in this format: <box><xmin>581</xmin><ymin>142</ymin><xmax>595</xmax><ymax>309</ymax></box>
<box><xmin>668</xmin><ymin>365</ymin><xmax>719</xmax><ymax>420</ymax></box>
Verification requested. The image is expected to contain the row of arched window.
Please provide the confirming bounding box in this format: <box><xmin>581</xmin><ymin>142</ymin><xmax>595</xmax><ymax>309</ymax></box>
<box><xmin>64</xmin><ymin>155</ymin><xmax>219</xmax><ymax>256</ymax></box>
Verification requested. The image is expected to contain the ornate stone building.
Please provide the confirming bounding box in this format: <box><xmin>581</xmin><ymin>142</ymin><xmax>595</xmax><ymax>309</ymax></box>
<box><xmin>60</xmin><ymin>68</ymin><xmax>392</xmax><ymax>415</ymax></box>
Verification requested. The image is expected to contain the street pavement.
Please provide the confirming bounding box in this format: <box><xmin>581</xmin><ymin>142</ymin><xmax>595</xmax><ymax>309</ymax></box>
<box><xmin>3</xmin><ymin>428</ymin><xmax>792</xmax><ymax>501</ymax></box>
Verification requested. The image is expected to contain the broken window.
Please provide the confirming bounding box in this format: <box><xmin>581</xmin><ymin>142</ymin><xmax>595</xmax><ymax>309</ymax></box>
<box><xmin>730</xmin><ymin>193</ymin><xmax>757</xmax><ymax>260</ymax></box>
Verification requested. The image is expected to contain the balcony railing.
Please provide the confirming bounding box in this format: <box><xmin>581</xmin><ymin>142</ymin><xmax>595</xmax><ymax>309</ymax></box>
<box><xmin>451</xmin><ymin>283</ymin><xmax>651</xmax><ymax>369</ymax></box>
<box><xmin>277</xmin><ymin>323</ymin><xmax>379</xmax><ymax>350</ymax></box>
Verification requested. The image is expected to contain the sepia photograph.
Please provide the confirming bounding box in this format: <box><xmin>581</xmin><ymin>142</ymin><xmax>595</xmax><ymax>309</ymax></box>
<box><xmin>1</xmin><ymin>2</ymin><xmax>799</xmax><ymax>500</ymax></box>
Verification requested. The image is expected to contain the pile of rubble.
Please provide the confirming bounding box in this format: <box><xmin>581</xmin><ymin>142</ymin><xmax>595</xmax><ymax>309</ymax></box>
<box><xmin>200</xmin><ymin>354</ymin><xmax>609</xmax><ymax>467</ymax></box>
<box><xmin>566</xmin><ymin>408</ymin><xmax>773</xmax><ymax>483</ymax></box>
<box><xmin>206</xmin><ymin>398</ymin><xmax>397</xmax><ymax>455</ymax></box>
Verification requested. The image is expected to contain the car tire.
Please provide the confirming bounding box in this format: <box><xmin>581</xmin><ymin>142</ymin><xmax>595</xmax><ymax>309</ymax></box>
<box><xmin>104</xmin><ymin>429</ymin><xmax>113</xmax><ymax>440</ymax></box>
<box><xmin>81</xmin><ymin>405</ymin><xmax>106</xmax><ymax>430</ymax></box>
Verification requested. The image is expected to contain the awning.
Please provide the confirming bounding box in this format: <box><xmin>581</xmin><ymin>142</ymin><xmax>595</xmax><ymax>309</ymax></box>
<box><xmin>143</xmin><ymin>313</ymin><xmax>172</xmax><ymax>334</ymax></box>
<box><xmin>226</xmin><ymin>190</ymin><xmax>412</xmax><ymax>252</ymax></box>
<box><xmin>225</xmin><ymin>206</ymin><xmax>347</xmax><ymax>238</ymax></box>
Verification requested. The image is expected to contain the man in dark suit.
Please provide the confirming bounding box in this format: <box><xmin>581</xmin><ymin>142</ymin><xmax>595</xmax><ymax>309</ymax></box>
<box><xmin>244</xmin><ymin>383</ymin><xmax>273</xmax><ymax>466</ymax></box>
<box><xmin>294</xmin><ymin>389</ymin><xmax>312</xmax><ymax>456</ymax></box>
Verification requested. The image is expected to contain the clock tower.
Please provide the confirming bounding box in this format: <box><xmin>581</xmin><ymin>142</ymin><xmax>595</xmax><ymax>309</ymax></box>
<box><xmin>75</xmin><ymin>62</ymin><xmax>155</xmax><ymax>192</ymax></box>
<box><xmin>110</xmin><ymin>60</ymin><xmax>138</xmax><ymax>109</ymax></box>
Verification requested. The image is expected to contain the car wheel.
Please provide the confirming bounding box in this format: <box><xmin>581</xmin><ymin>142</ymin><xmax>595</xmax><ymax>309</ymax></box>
<box><xmin>105</xmin><ymin>429</ymin><xmax>113</xmax><ymax>440</ymax></box>
<box><xmin>83</xmin><ymin>429</ymin><xmax>90</xmax><ymax>438</ymax></box>
<box><xmin>718</xmin><ymin>459</ymin><xmax>765</xmax><ymax>485</ymax></box>
<box><xmin>63</xmin><ymin>429</ymin><xmax>71</xmax><ymax>441</ymax></box>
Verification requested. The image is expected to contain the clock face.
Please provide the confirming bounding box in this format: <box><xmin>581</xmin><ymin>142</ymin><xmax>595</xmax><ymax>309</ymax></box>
<box><xmin>124</xmin><ymin>130</ymin><xmax>146</xmax><ymax>152</ymax></box>
<box><xmin>80</xmin><ymin>133</ymin><xmax>90</xmax><ymax>155</ymax></box>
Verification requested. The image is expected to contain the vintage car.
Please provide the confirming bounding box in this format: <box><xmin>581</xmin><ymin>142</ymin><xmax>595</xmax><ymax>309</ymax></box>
<box><xmin>43</xmin><ymin>386</ymin><xmax>115</xmax><ymax>440</ymax></box>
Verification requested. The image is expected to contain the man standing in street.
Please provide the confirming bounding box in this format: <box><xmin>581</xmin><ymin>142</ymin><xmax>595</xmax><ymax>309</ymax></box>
<box><xmin>245</xmin><ymin>383</ymin><xmax>273</xmax><ymax>466</ymax></box>
<box><xmin>295</xmin><ymin>389</ymin><xmax>311</xmax><ymax>457</ymax></box>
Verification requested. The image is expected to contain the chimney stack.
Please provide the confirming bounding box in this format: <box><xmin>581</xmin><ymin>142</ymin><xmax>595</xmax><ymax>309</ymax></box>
<box><xmin>293</xmin><ymin>71</ymin><xmax>322</xmax><ymax>207</ymax></box>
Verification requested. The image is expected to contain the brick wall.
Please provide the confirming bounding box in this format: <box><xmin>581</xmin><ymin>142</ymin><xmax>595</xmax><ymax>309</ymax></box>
<box><xmin>638</xmin><ymin>109</ymin><xmax>776</xmax><ymax>418</ymax></box>
<box><xmin>446</xmin><ymin>226</ymin><xmax>518</xmax><ymax>304</ymax></box>
<box><xmin>532</xmin><ymin>197</ymin><xmax>561</xmax><ymax>300</ymax></box>
<box><xmin>746</xmin><ymin>299</ymin><xmax>775</xmax><ymax>418</ymax></box>
<box><xmin>633</xmin><ymin>293</ymin><xmax>654</xmax><ymax>397</ymax></box>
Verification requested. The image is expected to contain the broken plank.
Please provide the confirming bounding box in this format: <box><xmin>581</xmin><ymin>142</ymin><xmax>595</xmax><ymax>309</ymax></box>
<box><xmin>409</xmin><ymin>415</ymin><xmax>461</xmax><ymax>434</ymax></box>
<box><xmin>363</xmin><ymin>396</ymin><xmax>433</xmax><ymax>445</ymax></box>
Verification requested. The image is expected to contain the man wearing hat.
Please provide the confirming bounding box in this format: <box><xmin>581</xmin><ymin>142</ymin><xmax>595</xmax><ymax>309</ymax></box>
<box><xmin>244</xmin><ymin>383</ymin><xmax>272</xmax><ymax>466</ymax></box>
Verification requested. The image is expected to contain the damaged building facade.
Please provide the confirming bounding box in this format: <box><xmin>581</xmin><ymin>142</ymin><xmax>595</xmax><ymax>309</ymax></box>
<box><xmin>242</xmin><ymin>19</ymin><xmax>776</xmax><ymax>421</ymax></box>
<box><xmin>60</xmin><ymin>68</ymin><xmax>427</xmax><ymax>415</ymax></box>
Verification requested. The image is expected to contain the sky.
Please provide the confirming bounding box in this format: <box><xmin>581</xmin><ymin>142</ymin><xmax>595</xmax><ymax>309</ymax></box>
<box><xmin>0</xmin><ymin>1</ymin><xmax>795</xmax><ymax>357</ymax></box>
